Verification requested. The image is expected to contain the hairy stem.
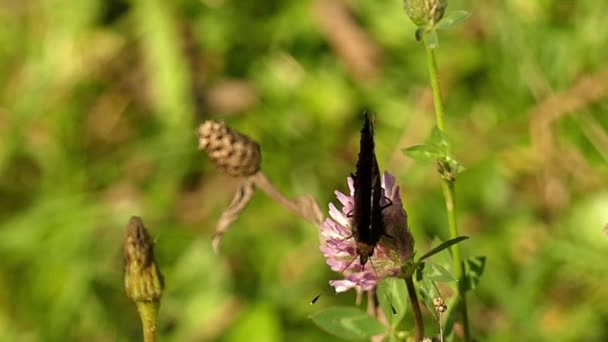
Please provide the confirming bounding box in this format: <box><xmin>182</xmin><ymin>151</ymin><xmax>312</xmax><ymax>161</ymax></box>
<box><xmin>425</xmin><ymin>43</ymin><xmax>470</xmax><ymax>341</ymax></box>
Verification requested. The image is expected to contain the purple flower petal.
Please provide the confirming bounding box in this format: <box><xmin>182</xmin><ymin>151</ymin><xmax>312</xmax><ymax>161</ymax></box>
<box><xmin>319</xmin><ymin>172</ymin><xmax>414</xmax><ymax>293</ymax></box>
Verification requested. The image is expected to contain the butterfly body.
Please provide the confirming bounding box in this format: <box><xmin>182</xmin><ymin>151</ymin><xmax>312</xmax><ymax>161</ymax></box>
<box><xmin>351</xmin><ymin>113</ymin><xmax>388</xmax><ymax>268</ymax></box>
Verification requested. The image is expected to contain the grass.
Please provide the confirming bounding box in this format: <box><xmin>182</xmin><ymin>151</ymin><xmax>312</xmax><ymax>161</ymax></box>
<box><xmin>0</xmin><ymin>0</ymin><xmax>607</xmax><ymax>341</ymax></box>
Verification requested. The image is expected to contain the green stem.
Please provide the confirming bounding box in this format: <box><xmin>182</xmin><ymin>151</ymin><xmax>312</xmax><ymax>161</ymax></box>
<box><xmin>425</xmin><ymin>46</ymin><xmax>445</xmax><ymax>131</ymax></box>
<box><xmin>441</xmin><ymin>181</ymin><xmax>470</xmax><ymax>341</ymax></box>
<box><xmin>425</xmin><ymin>43</ymin><xmax>471</xmax><ymax>341</ymax></box>
<box><xmin>405</xmin><ymin>277</ymin><xmax>424</xmax><ymax>342</ymax></box>
<box><xmin>136</xmin><ymin>301</ymin><xmax>159</xmax><ymax>342</ymax></box>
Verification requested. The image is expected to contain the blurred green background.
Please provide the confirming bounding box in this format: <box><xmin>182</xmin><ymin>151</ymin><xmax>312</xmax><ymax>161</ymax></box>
<box><xmin>1</xmin><ymin>0</ymin><xmax>607</xmax><ymax>341</ymax></box>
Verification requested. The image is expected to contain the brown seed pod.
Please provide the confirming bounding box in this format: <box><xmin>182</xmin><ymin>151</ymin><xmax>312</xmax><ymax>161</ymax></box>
<box><xmin>198</xmin><ymin>120</ymin><xmax>261</xmax><ymax>177</ymax></box>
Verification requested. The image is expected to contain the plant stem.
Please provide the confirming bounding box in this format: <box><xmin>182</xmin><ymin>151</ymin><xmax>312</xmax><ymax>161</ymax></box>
<box><xmin>425</xmin><ymin>46</ymin><xmax>445</xmax><ymax>131</ymax></box>
<box><xmin>425</xmin><ymin>43</ymin><xmax>471</xmax><ymax>341</ymax></box>
<box><xmin>405</xmin><ymin>277</ymin><xmax>424</xmax><ymax>341</ymax></box>
<box><xmin>441</xmin><ymin>181</ymin><xmax>470</xmax><ymax>341</ymax></box>
<box><xmin>136</xmin><ymin>301</ymin><xmax>159</xmax><ymax>342</ymax></box>
<box><xmin>439</xmin><ymin>311</ymin><xmax>445</xmax><ymax>342</ymax></box>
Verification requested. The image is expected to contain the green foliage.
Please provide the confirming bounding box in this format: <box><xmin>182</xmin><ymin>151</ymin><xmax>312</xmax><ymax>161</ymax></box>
<box><xmin>416</xmin><ymin>276</ymin><xmax>442</xmax><ymax>320</ymax></box>
<box><xmin>310</xmin><ymin>307</ymin><xmax>385</xmax><ymax>340</ymax></box>
<box><xmin>463</xmin><ymin>256</ymin><xmax>486</xmax><ymax>291</ymax></box>
<box><xmin>436</xmin><ymin>10</ymin><xmax>472</xmax><ymax>31</ymax></box>
<box><xmin>0</xmin><ymin>0</ymin><xmax>607</xmax><ymax>341</ymax></box>
<box><xmin>421</xmin><ymin>262</ymin><xmax>456</xmax><ymax>283</ymax></box>
<box><xmin>418</xmin><ymin>235</ymin><xmax>469</xmax><ymax>261</ymax></box>
<box><xmin>403</xmin><ymin>126</ymin><xmax>465</xmax><ymax>181</ymax></box>
<box><xmin>377</xmin><ymin>278</ymin><xmax>408</xmax><ymax>328</ymax></box>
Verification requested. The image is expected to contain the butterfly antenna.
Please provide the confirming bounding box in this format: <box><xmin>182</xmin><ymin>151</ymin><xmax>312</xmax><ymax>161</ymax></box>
<box><xmin>369</xmin><ymin>257</ymin><xmax>380</xmax><ymax>278</ymax></box>
<box><xmin>310</xmin><ymin>294</ymin><xmax>321</xmax><ymax>304</ymax></box>
<box><xmin>339</xmin><ymin>255</ymin><xmax>359</xmax><ymax>275</ymax></box>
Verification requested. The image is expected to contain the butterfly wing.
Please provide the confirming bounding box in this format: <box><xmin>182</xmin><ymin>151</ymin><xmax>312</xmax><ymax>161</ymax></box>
<box><xmin>369</xmin><ymin>153</ymin><xmax>387</xmax><ymax>246</ymax></box>
<box><xmin>352</xmin><ymin>112</ymin><xmax>377</xmax><ymax>266</ymax></box>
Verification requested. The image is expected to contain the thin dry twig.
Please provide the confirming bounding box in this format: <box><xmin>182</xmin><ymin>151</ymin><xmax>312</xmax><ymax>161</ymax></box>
<box><xmin>211</xmin><ymin>171</ymin><xmax>325</xmax><ymax>253</ymax></box>
<box><xmin>212</xmin><ymin>178</ymin><xmax>256</xmax><ymax>253</ymax></box>
<box><xmin>252</xmin><ymin>171</ymin><xmax>324</xmax><ymax>226</ymax></box>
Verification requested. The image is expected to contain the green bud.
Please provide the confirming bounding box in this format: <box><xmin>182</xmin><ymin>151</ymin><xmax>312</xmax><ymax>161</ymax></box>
<box><xmin>124</xmin><ymin>217</ymin><xmax>164</xmax><ymax>342</ymax></box>
<box><xmin>124</xmin><ymin>216</ymin><xmax>164</xmax><ymax>303</ymax></box>
<box><xmin>404</xmin><ymin>0</ymin><xmax>448</xmax><ymax>27</ymax></box>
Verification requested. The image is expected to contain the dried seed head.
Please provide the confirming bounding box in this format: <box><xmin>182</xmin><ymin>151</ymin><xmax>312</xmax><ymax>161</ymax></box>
<box><xmin>198</xmin><ymin>120</ymin><xmax>261</xmax><ymax>177</ymax></box>
<box><xmin>124</xmin><ymin>216</ymin><xmax>164</xmax><ymax>303</ymax></box>
<box><xmin>437</xmin><ymin>304</ymin><xmax>447</xmax><ymax>313</ymax></box>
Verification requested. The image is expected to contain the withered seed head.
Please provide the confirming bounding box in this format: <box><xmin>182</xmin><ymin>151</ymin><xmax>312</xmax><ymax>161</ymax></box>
<box><xmin>198</xmin><ymin>120</ymin><xmax>262</xmax><ymax>177</ymax></box>
<box><xmin>124</xmin><ymin>216</ymin><xmax>164</xmax><ymax>303</ymax></box>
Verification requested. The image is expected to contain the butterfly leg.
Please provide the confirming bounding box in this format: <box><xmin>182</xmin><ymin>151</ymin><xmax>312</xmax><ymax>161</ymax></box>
<box><xmin>380</xmin><ymin>196</ymin><xmax>393</xmax><ymax>210</ymax></box>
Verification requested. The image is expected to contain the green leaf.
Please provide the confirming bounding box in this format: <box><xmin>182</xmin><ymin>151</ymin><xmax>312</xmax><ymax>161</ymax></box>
<box><xmin>402</xmin><ymin>144</ymin><xmax>443</xmax><ymax>162</ymax></box>
<box><xmin>429</xmin><ymin>126</ymin><xmax>450</xmax><ymax>154</ymax></box>
<box><xmin>377</xmin><ymin>278</ymin><xmax>408</xmax><ymax>328</ymax></box>
<box><xmin>403</xmin><ymin>127</ymin><xmax>465</xmax><ymax>172</ymax></box>
<box><xmin>420</xmin><ymin>238</ymin><xmax>458</xmax><ymax>292</ymax></box>
<box><xmin>436</xmin><ymin>10</ymin><xmax>471</xmax><ymax>31</ymax></box>
<box><xmin>463</xmin><ymin>256</ymin><xmax>487</xmax><ymax>291</ymax></box>
<box><xmin>445</xmin><ymin>156</ymin><xmax>465</xmax><ymax>174</ymax></box>
<box><xmin>310</xmin><ymin>307</ymin><xmax>386</xmax><ymax>340</ymax></box>
<box><xmin>453</xmin><ymin>159</ymin><xmax>466</xmax><ymax>174</ymax></box>
<box><xmin>425</xmin><ymin>29</ymin><xmax>439</xmax><ymax>49</ymax></box>
<box><xmin>417</xmin><ymin>277</ymin><xmax>441</xmax><ymax>319</ymax></box>
<box><xmin>426</xmin><ymin>240</ymin><xmax>458</xmax><ymax>291</ymax></box>
<box><xmin>418</xmin><ymin>236</ymin><xmax>469</xmax><ymax>261</ymax></box>
<box><xmin>424</xmin><ymin>262</ymin><xmax>457</xmax><ymax>283</ymax></box>
<box><xmin>429</xmin><ymin>238</ymin><xmax>453</xmax><ymax>271</ymax></box>
<box><xmin>414</xmin><ymin>261</ymin><xmax>425</xmax><ymax>282</ymax></box>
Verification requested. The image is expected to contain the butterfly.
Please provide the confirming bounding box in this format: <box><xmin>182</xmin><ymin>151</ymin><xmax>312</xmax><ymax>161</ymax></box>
<box><xmin>311</xmin><ymin>113</ymin><xmax>391</xmax><ymax>304</ymax></box>
<box><xmin>351</xmin><ymin>112</ymin><xmax>391</xmax><ymax>268</ymax></box>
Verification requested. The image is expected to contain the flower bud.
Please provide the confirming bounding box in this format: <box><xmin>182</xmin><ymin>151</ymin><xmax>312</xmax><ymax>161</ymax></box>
<box><xmin>404</xmin><ymin>0</ymin><xmax>447</xmax><ymax>27</ymax></box>
<box><xmin>433</xmin><ymin>297</ymin><xmax>444</xmax><ymax>307</ymax></box>
<box><xmin>124</xmin><ymin>216</ymin><xmax>164</xmax><ymax>303</ymax></box>
<box><xmin>198</xmin><ymin>120</ymin><xmax>262</xmax><ymax>177</ymax></box>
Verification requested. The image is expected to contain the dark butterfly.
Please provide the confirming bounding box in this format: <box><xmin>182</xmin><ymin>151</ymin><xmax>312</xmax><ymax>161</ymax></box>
<box><xmin>310</xmin><ymin>113</ymin><xmax>390</xmax><ymax>304</ymax></box>
<box><xmin>351</xmin><ymin>112</ymin><xmax>391</xmax><ymax>268</ymax></box>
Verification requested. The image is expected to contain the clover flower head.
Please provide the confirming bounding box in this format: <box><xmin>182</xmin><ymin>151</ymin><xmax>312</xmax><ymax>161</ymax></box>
<box><xmin>319</xmin><ymin>172</ymin><xmax>414</xmax><ymax>293</ymax></box>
